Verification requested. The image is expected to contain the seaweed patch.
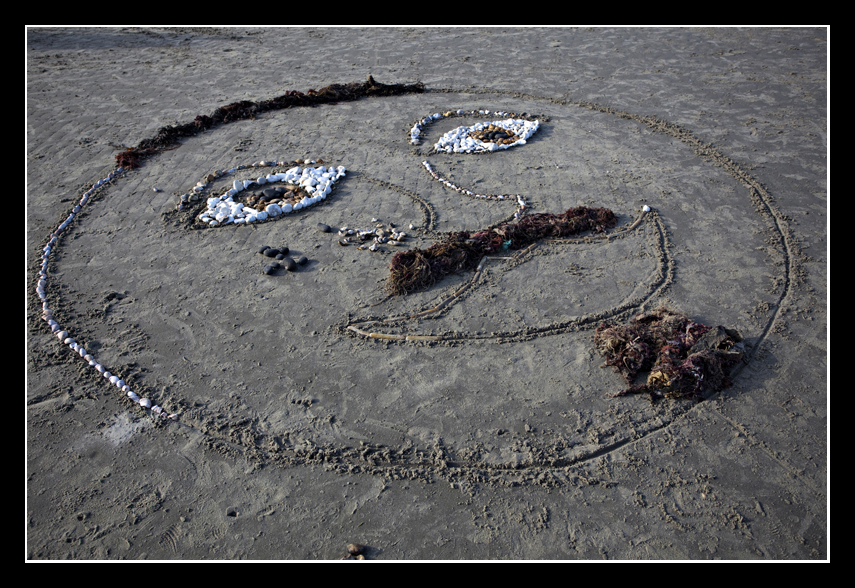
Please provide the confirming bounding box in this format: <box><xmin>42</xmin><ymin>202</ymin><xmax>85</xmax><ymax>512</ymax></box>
<box><xmin>595</xmin><ymin>306</ymin><xmax>745</xmax><ymax>401</ymax></box>
<box><xmin>387</xmin><ymin>206</ymin><xmax>618</xmax><ymax>296</ymax></box>
<box><xmin>116</xmin><ymin>76</ymin><xmax>425</xmax><ymax>170</ymax></box>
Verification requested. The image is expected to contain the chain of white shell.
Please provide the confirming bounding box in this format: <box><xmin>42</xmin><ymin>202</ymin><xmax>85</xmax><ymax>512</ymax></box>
<box><xmin>412</xmin><ymin>110</ymin><xmax>537</xmax><ymax>219</ymax></box>
<box><xmin>37</xmin><ymin>168</ymin><xmax>179</xmax><ymax>422</ymax></box>
<box><xmin>421</xmin><ymin>161</ymin><xmax>528</xmax><ymax>219</ymax></box>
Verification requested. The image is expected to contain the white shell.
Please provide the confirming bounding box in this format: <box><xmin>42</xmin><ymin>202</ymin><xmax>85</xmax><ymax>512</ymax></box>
<box><xmin>434</xmin><ymin>118</ymin><xmax>539</xmax><ymax>154</ymax></box>
<box><xmin>127</xmin><ymin>391</ymin><xmax>140</xmax><ymax>402</ymax></box>
<box><xmin>196</xmin><ymin>164</ymin><xmax>345</xmax><ymax>225</ymax></box>
<box><xmin>139</xmin><ymin>398</ymin><xmax>152</xmax><ymax>408</ymax></box>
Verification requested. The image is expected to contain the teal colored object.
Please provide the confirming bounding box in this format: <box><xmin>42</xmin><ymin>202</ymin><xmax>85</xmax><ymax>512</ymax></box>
<box><xmin>503</xmin><ymin>240</ymin><xmax>512</xmax><ymax>250</ymax></box>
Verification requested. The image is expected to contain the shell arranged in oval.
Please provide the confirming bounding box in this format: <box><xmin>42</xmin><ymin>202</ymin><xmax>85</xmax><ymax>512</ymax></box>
<box><xmin>434</xmin><ymin>119</ymin><xmax>540</xmax><ymax>154</ymax></box>
<box><xmin>197</xmin><ymin>164</ymin><xmax>346</xmax><ymax>227</ymax></box>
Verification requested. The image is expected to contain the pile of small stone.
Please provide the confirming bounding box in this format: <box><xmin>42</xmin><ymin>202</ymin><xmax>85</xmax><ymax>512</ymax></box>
<box><xmin>337</xmin><ymin>219</ymin><xmax>408</xmax><ymax>252</ymax></box>
<box><xmin>339</xmin><ymin>543</ymin><xmax>367</xmax><ymax>560</ymax></box>
<box><xmin>258</xmin><ymin>245</ymin><xmax>307</xmax><ymax>275</ymax></box>
<box><xmin>468</xmin><ymin>123</ymin><xmax>519</xmax><ymax>146</ymax></box>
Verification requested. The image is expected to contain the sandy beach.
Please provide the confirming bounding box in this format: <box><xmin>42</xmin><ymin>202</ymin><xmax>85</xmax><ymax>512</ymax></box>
<box><xmin>26</xmin><ymin>27</ymin><xmax>828</xmax><ymax>560</ymax></box>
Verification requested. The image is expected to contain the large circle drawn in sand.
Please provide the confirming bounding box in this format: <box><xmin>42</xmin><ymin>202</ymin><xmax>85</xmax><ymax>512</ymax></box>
<box><xmin>44</xmin><ymin>88</ymin><xmax>788</xmax><ymax>484</ymax></box>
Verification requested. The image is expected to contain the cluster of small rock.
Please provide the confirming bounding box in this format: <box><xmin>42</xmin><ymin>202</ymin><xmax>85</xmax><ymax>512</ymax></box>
<box><xmin>340</xmin><ymin>543</ymin><xmax>368</xmax><ymax>560</ymax></box>
<box><xmin>187</xmin><ymin>160</ymin><xmax>345</xmax><ymax>226</ymax></box>
<box><xmin>37</xmin><ymin>168</ymin><xmax>178</xmax><ymax>421</ymax></box>
<box><xmin>258</xmin><ymin>244</ymin><xmax>307</xmax><ymax>275</ymax></box>
<box><xmin>409</xmin><ymin>109</ymin><xmax>539</xmax><ymax>154</ymax></box>
<box><xmin>421</xmin><ymin>161</ymin><xmax>528</xmax><ymax>218</ymax></box>
<box><xmin>337</xmin><ymin>219</ymin><xmax>408</xmax><ymax>251</ymax></box>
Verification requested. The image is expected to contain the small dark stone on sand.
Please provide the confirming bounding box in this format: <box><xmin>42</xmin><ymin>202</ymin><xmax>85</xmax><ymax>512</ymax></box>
<box><xmin>296</xmin><ymin>256</ymin><xmax>308</xmax><ymax>265</ymax></box>
<box><xmin>283</xmin><ymin>257</ymin><xmax>297</xmax><ymax>271</ymax></box>
<box><xmin>280</xmin><ymin>246</ymin><xmax>289</xmax><ymax>255</ymax></box>
<box><xmin>317</xmin><ymin>223</ymin><xmax>331</xmax><ymax>233</ymax></box>
<box><xmin>263</xmin><ymin>265</ymin><xmax>276</xmax><ymax>275</ymax></box>
<box><xmin>264</xmin><ymin>248</ymin><xmax>279</xmax><ymax>257</ymax></box>
<box><xmin>275</xmin><ymin>253</ymin><xmax>286</xmax><ymax>260</ymax></box>
<box><xmin>263</xmin><ymin>188</ymin><xmax>279</xmax><ymax>199</ymax></box>
<box><xmin>258</xmin><ymin>245</ymin><xmax>270</xmax><ymax>255</ymax></box>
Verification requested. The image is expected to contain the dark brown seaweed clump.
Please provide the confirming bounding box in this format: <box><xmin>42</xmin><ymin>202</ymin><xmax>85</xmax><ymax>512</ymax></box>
<box><xmin>116</xmin><ymin>76</ymin><xmax>425</xmax><ymax>169</ymax></box>
<box><xmin>595</xmin><ymin>306</ymin><xmax>745</xmax><ymax>401</ymax></box>
<box><xmin>387</xmin><ymin>206</ymin><xmax>617</xmax><ymax>295</ymax></box>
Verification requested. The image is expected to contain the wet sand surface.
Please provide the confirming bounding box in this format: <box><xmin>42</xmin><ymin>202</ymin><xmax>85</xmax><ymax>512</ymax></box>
<box><xmin>26</xmin><ymin>27</ymin><xmax>828</xmax><ymax>560</ymax></box>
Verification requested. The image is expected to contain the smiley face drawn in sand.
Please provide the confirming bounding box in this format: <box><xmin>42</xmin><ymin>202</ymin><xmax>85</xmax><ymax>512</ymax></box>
<box><xmin>35</xmin><ymin>84</ymin><xmax>792</xmax><ymax>483</ymax></box>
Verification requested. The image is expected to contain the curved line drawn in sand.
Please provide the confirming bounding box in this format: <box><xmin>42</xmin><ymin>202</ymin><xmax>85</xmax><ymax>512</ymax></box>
<box><xmin>344</xmin><ymin>206</ymin><xmax>669</xmax><ymax>342</ymax></box>
<box><xmin>31</xmin><ymin>79</ymin><xmax>797</xmax><ymax>487</ymax></box>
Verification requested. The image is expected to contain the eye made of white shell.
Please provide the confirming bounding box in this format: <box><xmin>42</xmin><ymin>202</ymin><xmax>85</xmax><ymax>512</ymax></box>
<box><xmin>433</xmin><ymin>119</ymin><xmax>540</xmax><ymax>154</ymax></box>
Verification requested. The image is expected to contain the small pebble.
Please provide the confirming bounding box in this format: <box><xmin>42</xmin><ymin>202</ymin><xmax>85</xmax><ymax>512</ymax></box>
<box><xmin>296</xmin><ymin>256</ymin><xmax>308</xmax><ymax>266</ymax></box>
<box><xmin>283</xmin><ymin>257</ymin><xmax>297</xmax><ymax>272</ymax></box>
<box><xmin>317</xmin><ymin>223</ymin><xmax>331</xmax><ymax>233</ymax></box>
